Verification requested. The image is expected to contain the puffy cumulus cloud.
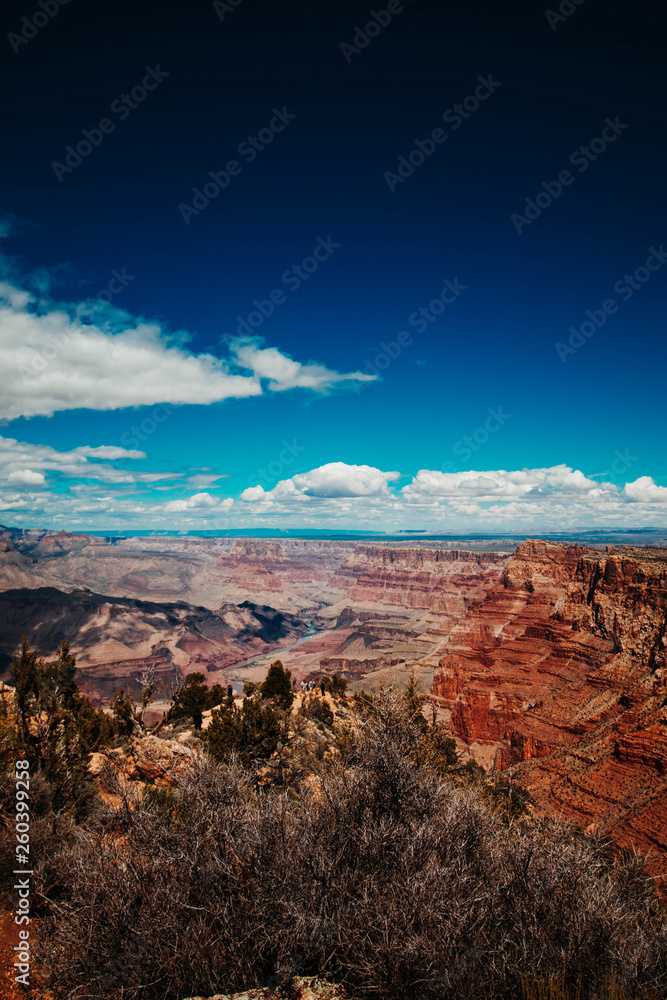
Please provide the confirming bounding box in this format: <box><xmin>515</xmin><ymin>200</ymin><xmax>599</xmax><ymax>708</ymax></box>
<box><xmin>0</xmin><ymin>276</ymin><xmax>375</xmax><ymax>421</ymax></box>
<box><xmin>231</xmin><ymin>339</ymin><xmax>376</xmax><ymax>393</ymax></box>
<box><xmin>163</xmin><ymin>493</ymin><xmax>234</xmax><ymax>512</ymax></box>
<box><xmin>230</xmin><ymin>463</ymin><xmax>667</xmax><ymax>534</ymax></box>
<box><xmin>402</xmin><ymin>465</ymin><xmax>611</xmax><ymax>503</ymax></box>
<box><xmin>7</xmin><ymin>469</ymin><xmax>46</xmax><ymax>487</ymax></box>
<box><xmin>623</xmin><ymin>477</ymin><xmax>667</xmax><ymax>503</ymax></box>
<box><xmin>293</xmin><ymin>462</ymin><xmax>400</xmax><ymax>497</ymax></box>
<box><xmin>3</xmin><ymin>459</ymin><xmax>667</xmax><ymax>533</ymax></box>
<box><xmin>241</xmin><ymin>485</ymin><xmax>270</xmax><ymax>502</ymax></box>
<box><xmin>240</xmin><ymin>463</ymin><xmax>399</xmax><ymax>502</ymax></box>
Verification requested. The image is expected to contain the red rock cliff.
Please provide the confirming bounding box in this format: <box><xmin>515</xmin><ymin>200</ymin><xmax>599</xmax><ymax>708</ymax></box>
<box><xmin>431</xmin><ymin>540</ymin><xmax>667</xmax><ymax>883</ymax></box>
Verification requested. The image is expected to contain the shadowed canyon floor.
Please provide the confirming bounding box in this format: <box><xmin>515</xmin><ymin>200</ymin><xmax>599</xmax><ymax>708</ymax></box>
<box><xmin>1</xmin><ymin>527</ymin><xmax>666</xmax><ymax>880</ymax></box>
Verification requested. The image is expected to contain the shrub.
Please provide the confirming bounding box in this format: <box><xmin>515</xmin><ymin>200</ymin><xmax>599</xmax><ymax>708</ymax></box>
<box><xmin>261</xmin><ymin>660</ymin><xmax>294</xmax><ymax>710</ymax></box>
<box><xmin>298</xmin><ymin>693</ymin><xmax>334</xmax><ymax>727</ymax></box>
<box><xmin>6</xmin><ymin>637</ymin><xmax>112</xmax><ymax>817</ymax></box>
<box><xmin>34</xmin><ymin>690</ymin><xmax>667</xmax><ymax>1000</ymax></box>
<box><xmin>205</xmin><ymin>697</ymin><xmax>281</xmax><ymax>765</ymax></box>
<box><xmin>168</xmin><ymin>672</ymin><xmax>226</xmax><ymax>727</ymax></box>
<box><xmin>321</xmin><ymin>673</ymin><xmax>348</xmax><ymax>698</ymax></box>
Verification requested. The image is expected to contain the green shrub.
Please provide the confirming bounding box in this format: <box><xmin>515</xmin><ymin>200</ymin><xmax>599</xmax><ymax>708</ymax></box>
<box><xmin>260</xmin><ymin>660</ymin><xmax>294</xmax><ymax>710</ymax></box>
<box><xmin>205</xmin><ymin>698</ymin><xmax>280</xmax><ymax>765</ymax></box>
<box><xmin>168</xmin><ymin>672</ymin><xmax>226</xmax><ymax>727</ymax></box>
<box><xmin>321</xmin><ymin>673</ymin><xmax>348</xmax><ymax>698</ymax></box>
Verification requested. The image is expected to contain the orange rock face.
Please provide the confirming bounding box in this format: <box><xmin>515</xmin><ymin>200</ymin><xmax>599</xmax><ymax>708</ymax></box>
<box><xmin>431</xmin><ymin>539</ymin><xmax>667</xmax><ymax>884</ymax></box>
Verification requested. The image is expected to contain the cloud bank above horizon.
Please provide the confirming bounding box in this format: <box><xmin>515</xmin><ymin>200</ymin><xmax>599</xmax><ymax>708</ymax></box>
<box><xmin>1</xmin><ymin>443</ymin><xmax>666</xmax><ymax>532</ymax></box>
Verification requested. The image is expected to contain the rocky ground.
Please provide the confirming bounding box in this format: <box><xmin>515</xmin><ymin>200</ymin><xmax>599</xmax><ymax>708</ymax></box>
<box><xmin>182</xmin><ymin>979</ymin><xmax>347</xmax><ymax>1000</ymax></box>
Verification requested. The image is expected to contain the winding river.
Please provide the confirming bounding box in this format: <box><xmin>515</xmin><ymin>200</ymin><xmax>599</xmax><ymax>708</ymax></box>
<box><xmin>225</xmin><ymin>621</ymin><xmax>321</xmax><ymax>692</ymax></box>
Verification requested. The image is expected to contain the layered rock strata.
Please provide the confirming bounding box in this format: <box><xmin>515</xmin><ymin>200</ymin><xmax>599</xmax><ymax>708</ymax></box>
<box><xmin>431</xmin><ymin>540</ymin><xmax>667</xmax><ymax>882</ymax></box>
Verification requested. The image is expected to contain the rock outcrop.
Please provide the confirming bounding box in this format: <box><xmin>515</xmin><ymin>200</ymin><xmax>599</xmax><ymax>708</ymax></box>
<box><xmin>182</xmin><ymin>978</ymin><xmax>347</xmax><ymax>1000</ymax></box>
<box><xmin>431</xmin><ymin>540</ymin><xmax>667</xmax><ymax>883</ymax></box>
<box><xmin>89</xmin><ymin>734</ymin><xmax>199</xmax><ymax>789</ymax></box>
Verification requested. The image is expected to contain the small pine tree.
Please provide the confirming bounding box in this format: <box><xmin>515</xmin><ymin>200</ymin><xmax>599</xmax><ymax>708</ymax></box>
<box><xmin>8</xmin><ymin>637</ymin><xmax>112</xmax><ymax>818</ymax></box>
<box><xmin>260</xmin><ymin>661</ymin><xmax>294</xmax><ymax>710</ymax></box>
<box><xmin>110</xmin><ymin>688</ymin><xmax>137</xmax><ymax>736</ymax></box>
<box><xmin>403</xmin><ymin>673</ymin><xmax>428</xmax><ymax>732</ymax></box>
<box><xmin>10</xmin><ymin>634</ymin><xmax>41</xmax><ymax>743</ymax></box>
<box><xmin>205</xmin><ymin>698</ymin><xmax>280</xmax><ymax>765</ymax></box>
<box><xmin>54</xmin><ymin>640</ymin><xmax>78</xmax><ymax>712</ymax></box>
<box><xmin>169</xmin><ymin>672</ymin><xmax>209</xmax><ymax>725</ymax></box>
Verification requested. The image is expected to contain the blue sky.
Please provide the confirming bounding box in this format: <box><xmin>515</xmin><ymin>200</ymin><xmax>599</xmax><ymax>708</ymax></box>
<box><xmin>1</xmin><ymin>0</ymin><xmax>666</xmax><ymax>532</ymax></box>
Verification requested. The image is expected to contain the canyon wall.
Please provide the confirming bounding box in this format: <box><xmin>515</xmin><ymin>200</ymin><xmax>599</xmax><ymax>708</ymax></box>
<box><xmin>431</xmin><ymin>539</ymin><xmax>667</xmax><ymax>883</ymax></box>
<box><xmin>0</xmin><ymin>586</ymin><xmax>308</xmax><ymax>702</ymax></box>
<box><xmin>0</xmin><ymin>529</ymin><xmax>355</xmax><ymax>610</ymax></box>
<box><xmin>329</xmin><ymin>545</ymin><xmax>507</xmax><ymax>611</ymax></box>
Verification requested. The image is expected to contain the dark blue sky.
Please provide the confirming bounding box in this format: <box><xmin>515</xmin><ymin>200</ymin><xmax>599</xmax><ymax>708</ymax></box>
<box><xmin>1</xmin><ymin>0</ymin><xmax>665</xmax><ymax>531</ymax></box>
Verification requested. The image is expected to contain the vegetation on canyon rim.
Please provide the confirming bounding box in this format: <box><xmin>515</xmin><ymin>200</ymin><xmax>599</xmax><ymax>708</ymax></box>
<box><xmin>0</xmin><ymin>640</ymin><xmax>666</xmax><ymax>1000</ymax></box>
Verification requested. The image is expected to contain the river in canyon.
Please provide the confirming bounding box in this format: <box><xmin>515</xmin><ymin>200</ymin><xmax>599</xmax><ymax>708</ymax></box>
<box><xmin>225</xmin><ymin>621</ymin><xmax>323</xmax><ymax>693</ymax></box>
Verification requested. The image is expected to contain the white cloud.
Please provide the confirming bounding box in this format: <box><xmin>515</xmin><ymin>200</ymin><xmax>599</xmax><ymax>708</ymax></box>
<box><xmin>293</xmin><ymin>462</ymin><xmax>399</xmax><ymax>497</ymax></box>
<box><xmin>402</xmin><ymin>465</ymin><xmax>611</xmax><ymax>503</ymax></box>
<box><xmin>231</xmin><ymin>338</ymin><xmax>376</xmax><ymax>393</ymax></box>
<box><xmin>164</xmin><ymin>492</ymin><xmax>234</xmax><ymax>512</ymax></box>
<box><xmin>0</xmin><ymin>278</ymin><xmax>376</xmax><ymax>421</ymax></box>
<box><xmin>74</xmin><ymin>445</ymin><xmax>146</xmax><ymax>460</ymax></box>
<box><xmin>623</xmin><ymin>476</ymin><xmax>667</xmax><ymax>503</ymax></box>
<box><xmin>241</xmin><ymin>462</ymin><xmax>399</xmax><ymax>502</ymax></box>
<box><xmin>1</xmin><ymin>449</ymin><xmax>666</xmax><ymax>533</ymax></box>
<box><xmin>0</xmin><ymin>435</ymin><xmax>154</xmax><ymax>485</ymax></box>
<box><xmin>230</xmin><ymin>463</ymin><xmax>667</xmax><ymax>533</ymax></box>
<box><xmin>7</xmin><ymin>469</ymin><xmax>46</xmax><ymax>486</ymax></box>
<box><xmin>241</xmin><ymin>485</ymin><xmax>269</xmax><ymax>502</ymax></box>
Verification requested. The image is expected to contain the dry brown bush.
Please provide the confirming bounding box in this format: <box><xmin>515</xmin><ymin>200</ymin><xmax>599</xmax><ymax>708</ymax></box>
<box><xmin>34</xmin><ymin>691</ymin><xmax>667</xmax><ymax>1000</ymax></box>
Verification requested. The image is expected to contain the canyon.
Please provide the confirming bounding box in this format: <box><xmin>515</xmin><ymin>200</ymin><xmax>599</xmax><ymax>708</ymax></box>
<box><xmin>0</xmin><ymin>585</ymin><xmax>309</xmax><ymax>704</ymax></box>
<box><xmin>1</xmin><ymin>525</ymin><xmax>666</xmax><ymax>882</ymax></box>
